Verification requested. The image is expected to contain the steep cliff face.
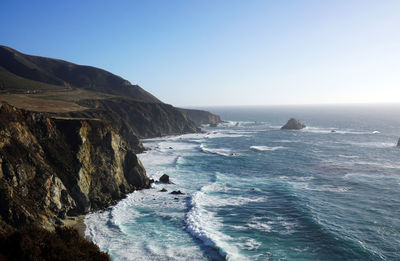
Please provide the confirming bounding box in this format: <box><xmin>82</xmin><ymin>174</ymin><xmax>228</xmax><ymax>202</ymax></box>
<box><xmin>178</xmin><ymin>108</ymin><xmax>223</xmax><ymax>126</ymax></box>
<box><xmin>58</xmin><ymin>99</ymin><xmax>201</xmax><ymax>139</ymax></box>
<box><xmin>0</xmin><ymin>104</ymin><xmax>149</xmax><ymax>230</ymax></box>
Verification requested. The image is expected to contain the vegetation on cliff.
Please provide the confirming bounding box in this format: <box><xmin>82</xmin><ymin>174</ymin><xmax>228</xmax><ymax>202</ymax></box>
<box><xmin>0</xmin><ymin>227</ymin><xmax>109</xmax><ymax>261</ymax></box>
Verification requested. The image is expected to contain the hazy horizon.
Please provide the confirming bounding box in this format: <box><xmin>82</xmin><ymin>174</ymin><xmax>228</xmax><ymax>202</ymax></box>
<box><xmin>187</xmin><ymin>102</ymin><xmax>400</xmax><ymax>109</ymax></box>
<box><xmin>1</xmin><ymin>0</ymin><xmax>399</xmax><ymax>107</ymax></box>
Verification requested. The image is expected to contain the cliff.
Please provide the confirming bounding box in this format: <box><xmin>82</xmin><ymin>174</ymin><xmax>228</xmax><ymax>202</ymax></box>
<box><xmin>178</xmin><ymin>108</ymin><xmax>222</xmax><ymax>126</ymax></box>
<box><xmin>70</xmin><ymin>99</ymin><xmax>201</xmax><ymax>139</ymax></box>
<box><xmin>0</xmin><ymin>104</ymin><xmax>149</xmax><ymax>231</ymax></box>
<box><xmin>0</xmin><ymin>46</ymin><xmax>223</xmax><ymax>233</ymax></box>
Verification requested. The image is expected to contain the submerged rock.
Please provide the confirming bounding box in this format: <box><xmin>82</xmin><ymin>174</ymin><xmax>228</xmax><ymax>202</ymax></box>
<box><xmin>160</xmin><ymin>188</ymin><xmax>167</xmax><ymax>192</ymax></box>
<box><xmin>281</xmin><ymin>118</ymin><xmax>306</xmax><ymax>130</ymax></box>
<box><xmin>159</xmin><ymin>174</ymin><xmax>170</xmax><ymax>183</ymax></box>
<box><xmin>170</xmin><ymin>190</ymin><xmax>184</xmax><ymax>195</ymax></box>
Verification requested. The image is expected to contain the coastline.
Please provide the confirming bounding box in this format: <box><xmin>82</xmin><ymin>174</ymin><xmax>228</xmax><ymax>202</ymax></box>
<box><xmin>63</xmin><ymin>132</ymin><xmax>199</xmax><ymax>244</ymax></box>
<box><xmin>63</xmin><ymin>215</ymin><xmax>87</xmax><ymax>238</ymax></box>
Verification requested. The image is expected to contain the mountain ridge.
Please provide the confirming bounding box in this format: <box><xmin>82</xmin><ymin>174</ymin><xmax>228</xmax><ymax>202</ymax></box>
<box><xmin>0</xmin><ymin>45</ymin><xmax>161</xmax><ymax>103</ymax></box>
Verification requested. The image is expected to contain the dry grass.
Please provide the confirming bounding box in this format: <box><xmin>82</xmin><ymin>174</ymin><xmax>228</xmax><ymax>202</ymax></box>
<box><xmin>0</xmin><ymin>94</ymin><xmax>86</xmax><ymax>113</ymax></box>
<box><xmin>28</xmin><ymin>89</ymin><xmax>115</xmax><ymax>102</ymax></box>
<box><xmin>0</xmin><ymin>88</ymin><xmax>118</xmax><ymax>113</ymax></box>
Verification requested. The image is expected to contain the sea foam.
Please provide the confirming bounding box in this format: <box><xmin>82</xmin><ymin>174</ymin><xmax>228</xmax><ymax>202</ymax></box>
<box><xmin>185</xmin><ymin>186</ymin><xmax>245</xmax><ymax>260</ymax></box>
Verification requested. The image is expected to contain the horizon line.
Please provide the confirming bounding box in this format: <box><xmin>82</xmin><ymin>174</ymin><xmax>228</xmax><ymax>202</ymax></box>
<box><xmin>178</xmin><ymin>101</ymin><xmax>400</xmax><ymax>108</ymax></box>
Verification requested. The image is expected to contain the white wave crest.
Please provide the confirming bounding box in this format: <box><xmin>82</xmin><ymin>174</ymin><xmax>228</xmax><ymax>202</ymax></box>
<box><xmin>338</xmin><ymin>154</ymin><xmax>360</xmax><ymax>159</ymax></box>
<box><xmin>205</xmin><ymin>132</ymin><xmax>248</xmax><ymax>139</ymax></box>
<box><xmin>247</xmin><ymin>221</ymin><xmax>272</xmax><ymax>232</ymax></box>
<box><xmin>303</xmin><ymin>127</ymin><xmax>371</xmax><ymax>135</ymax></box>
<box><xmin>200</xmin><ymin>144</ymin><xmax>238</xmax><ymax>157</ymax></box>
<box><xmin>289</xmin><ymin>181</ymin><xmax>350</xmax><ymax>193</ymax></box>
<box><xmin>250</xmin><ymin>145</ymin><xmax>285</xmax><ymax>151</ymax></box>
<box><xmin>185</xmin><ymin>189</ymin><xmax>244</xmax><ymax>260</ymax></box>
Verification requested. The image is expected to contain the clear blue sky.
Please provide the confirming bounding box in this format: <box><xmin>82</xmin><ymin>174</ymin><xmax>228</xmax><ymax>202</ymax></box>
<box><xmin>1</xmin><ymin>0</ymin><xmax>399</xmax><ymax>106</ymax></box>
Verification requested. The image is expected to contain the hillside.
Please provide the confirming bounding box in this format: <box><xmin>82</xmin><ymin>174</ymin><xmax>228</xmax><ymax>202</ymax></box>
<box><xmin>0</xmin><ymin>45</ymin><xmax>221</xmax><ymax>130</ymax></box>
<box><xmin>0</xmin><ymin>45</ymin><xmax>159</xmax><ymax>103</ymax></box>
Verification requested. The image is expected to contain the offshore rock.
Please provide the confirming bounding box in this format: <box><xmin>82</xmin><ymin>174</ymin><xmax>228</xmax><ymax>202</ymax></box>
<box><xmin>159</xmin><ymin>174</ymin><xmax>170</xmax><ymax>183</ymax></box>
<box><xmin>397</xmin><ymin>138</ymin><xmax>400</xmax><ymax>147</ymax></box>
<box><xmin>0</xmin><ymin>104</ymin><xmax>149</xmax><ymax>230</ymax></box>
<box><xmin>281</xmin><ymin>118</ymin><xmax>306</xmax><ymax>130</ymax></box>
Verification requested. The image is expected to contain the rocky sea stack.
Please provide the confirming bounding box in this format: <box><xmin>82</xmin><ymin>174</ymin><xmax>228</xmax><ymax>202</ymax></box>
<box><xmin>281</xmin><ymin>118</ymin><xmax>306</xmax><ymax>130</ymax></box>
<box><xmin>397</xmin><ymin>138</ymin><xmax>400</xmax><ymax>147</ymax></box>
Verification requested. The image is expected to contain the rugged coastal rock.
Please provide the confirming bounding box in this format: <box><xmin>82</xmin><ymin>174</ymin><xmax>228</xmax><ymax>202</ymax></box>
<box><xmin>281</xmin><ymin>118</ymin><xmax>306</xmax><ymax>130</ymax></box>
<box><xmin>397</xmin><ymin>138</ymin><xmax>400</xmax><ymax>147</ymax></box>
<box><xmin>178</xmin><ymin>108</ymin><xmax>223</xmax><ymax>126</ymax></box>
<box><xmin>0</xmin><ymin>104</ymin><xmax>149</xmax><ymax>230</ymax></box>
<box><xmin>159</xmin><ymin>174</ymin><xmax>170</xmax><ymax>183</ymax></box>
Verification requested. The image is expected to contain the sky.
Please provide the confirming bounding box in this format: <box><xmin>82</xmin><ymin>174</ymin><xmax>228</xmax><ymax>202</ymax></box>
<box><xmin>1</xmin><ymin>0</ymin><xmax>399</xmax><ymax>106</ymax></box>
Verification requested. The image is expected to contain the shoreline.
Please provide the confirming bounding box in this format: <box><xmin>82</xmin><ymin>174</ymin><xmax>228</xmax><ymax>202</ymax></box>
<box><xmin>63</xmin><ymin>215</ymin><xmax>87</xmax><ymax>238</ymax></box>
<box><xmin>65</xmin><ymin>132</ymin><xmax>208</xmax><ymax>243</ymax></box>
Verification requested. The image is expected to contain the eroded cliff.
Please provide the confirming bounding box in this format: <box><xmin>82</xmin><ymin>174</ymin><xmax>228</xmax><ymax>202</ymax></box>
<box><xmin>0</xmin><ymin>104</ymin><xmax>149</xmax><ymax>230</ymax></box>
<box><xmin>178</xmin><ymin>108</ymin><xmax>223</xmax><ymax>126</ymax></box>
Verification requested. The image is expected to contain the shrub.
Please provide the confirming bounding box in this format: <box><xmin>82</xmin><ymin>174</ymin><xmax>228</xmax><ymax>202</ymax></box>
<box><xmin>0</xmin><ymin>226</ymin><xmax>110</xmax><ymax>261</ymax></box>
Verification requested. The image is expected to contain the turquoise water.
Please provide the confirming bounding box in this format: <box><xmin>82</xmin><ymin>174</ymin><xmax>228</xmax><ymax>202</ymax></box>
<box><xmin>85</xmin><ymin>105</ymin><xmax>400</xmax><ymax>260</ymax></box>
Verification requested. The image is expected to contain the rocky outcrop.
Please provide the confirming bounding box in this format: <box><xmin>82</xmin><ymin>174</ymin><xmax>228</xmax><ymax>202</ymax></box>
<box><xmin>281</xmin><ymin>118</ymin><xmax>306</xmax><ymax>130</ymax></box>
<box><xmin>0</xmin><ymin>104</ymin><xmax>149</xmax><ymax>230</ymax></box>
<box><xmin>159</xmin><ymin>174</ymin><xmax>170</xmax><ymax>183</ymax></box>
<box><xmin>178</xmin><ymin>108</ymin><xmax>222</xmax><ymax>126</ymax></box>
<box><xmin>397</xmin><ymin>138</ymin><xmax>400</xmax><ymax>147</ymax></box>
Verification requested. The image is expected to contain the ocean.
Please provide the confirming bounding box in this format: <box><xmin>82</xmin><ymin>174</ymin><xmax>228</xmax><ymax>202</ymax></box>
<box><xmin>85</xmin><ymin>105</ymin><xmax>400</xmax><ymax>261</ymax></box>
